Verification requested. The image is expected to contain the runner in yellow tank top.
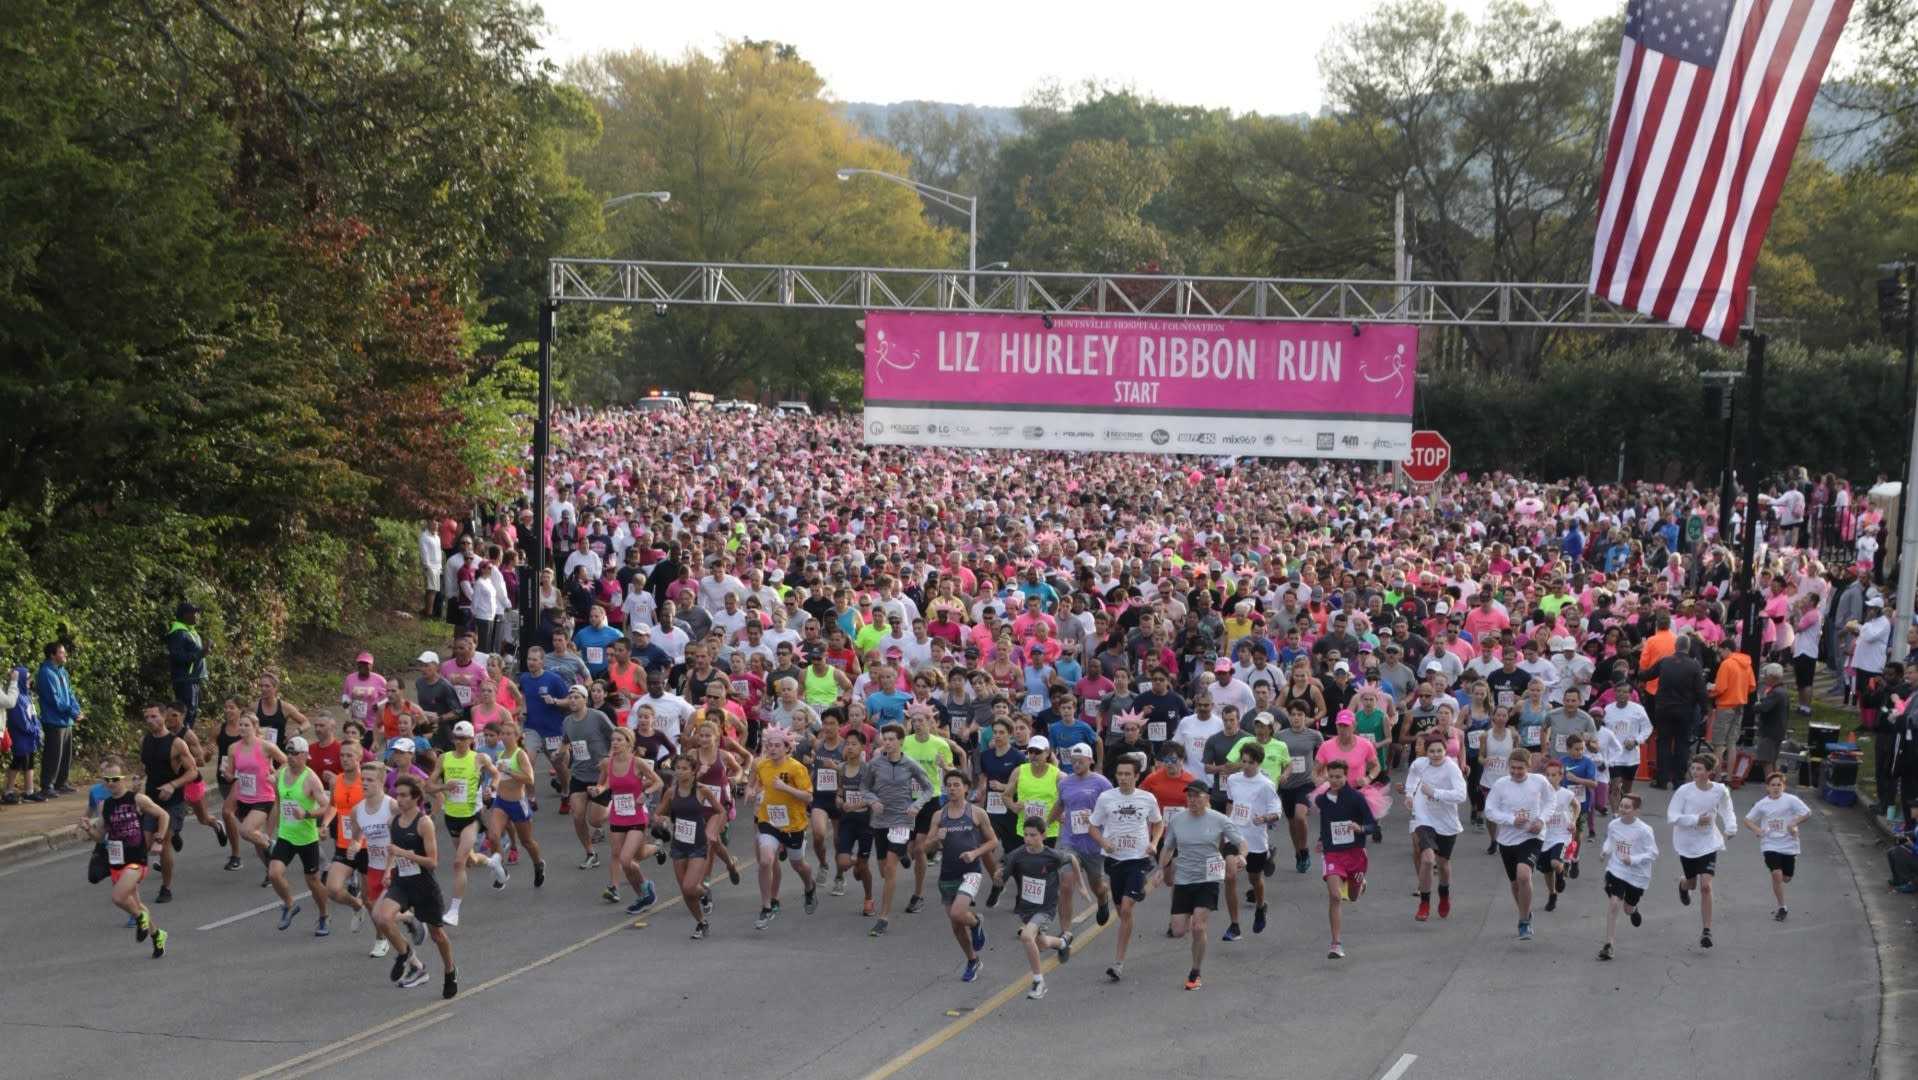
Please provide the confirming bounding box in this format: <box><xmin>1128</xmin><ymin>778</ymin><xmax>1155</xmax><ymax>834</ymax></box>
<box><xmin>427</xmin><ymin>721</ymin><xmax>504</xmax><ymax>927</ymax></box>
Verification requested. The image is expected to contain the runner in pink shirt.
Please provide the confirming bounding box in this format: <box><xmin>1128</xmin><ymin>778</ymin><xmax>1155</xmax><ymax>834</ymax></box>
<box><xmin>341</xmin><ymin>652</ymin><xmax>389</xmax><ymax>730</ymax></box>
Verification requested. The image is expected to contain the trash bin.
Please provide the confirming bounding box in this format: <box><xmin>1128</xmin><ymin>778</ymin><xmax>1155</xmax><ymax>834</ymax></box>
<box><xmin>1806</xmin><ymin>722</ymin><xmax>1841</xmax><ymax>762</ymax></box>
<box><xmin>1822</xmin><ymin>746</ymin><xmax>1861</xmax><ymax>807</ymax></box>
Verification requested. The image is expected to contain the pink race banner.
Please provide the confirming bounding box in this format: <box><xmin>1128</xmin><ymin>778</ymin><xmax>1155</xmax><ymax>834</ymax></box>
<box><xmin>862</xmin><ymin>311</ymin><xmax>1418</xmax><ymax>458</ymax></box>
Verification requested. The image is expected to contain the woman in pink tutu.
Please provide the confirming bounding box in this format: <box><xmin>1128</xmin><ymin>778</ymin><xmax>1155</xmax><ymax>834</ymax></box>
<box><xmin>1313</xmin><ymin>711</ymin><xmax>1391</xmax><ymax>823</ymax></box>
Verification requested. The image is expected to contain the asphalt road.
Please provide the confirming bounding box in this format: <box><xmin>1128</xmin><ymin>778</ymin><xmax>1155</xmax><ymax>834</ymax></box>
<box><xmin>0</xmin><ymin>776</ymin><xmax>1883</xmax><ymax>1080</ymax></box>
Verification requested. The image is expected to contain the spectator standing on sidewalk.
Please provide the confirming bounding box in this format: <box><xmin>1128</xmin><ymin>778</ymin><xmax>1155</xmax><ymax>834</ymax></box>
<box><xmin>34</xmin><ymin>641</ymin><xmax>82</xmax><ymax>797</ymax></box>
<box><xmin>165</xmin><ymin>601</ymin><xmax>208</xmax><ymax>730</ymax></box>
<box><xmin>419</xmin><ymin>521</ymin><xmax>445</xmax><ymax>619</ymax></box>
<box><xmin>4</xmin><ymin>663</ymin><xmax>40</xmax><ymax>802</ymax></box>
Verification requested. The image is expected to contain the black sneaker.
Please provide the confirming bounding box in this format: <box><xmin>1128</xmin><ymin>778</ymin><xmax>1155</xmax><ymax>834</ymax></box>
<box><xmin>803</xmin><ymin>889</ymin><xmax>817</xmax><ymax>915</ymax></box>
<box><xmin>170</xmin><ymin>831</ymin><xmax>183</xmax><ymax>853</ymax></box>
<box><xmin>1095</xmin><ymin>901</ymin><xmax>1110</xmax><ymax>926</ymax></box>
<box><xmin>534</xmin><ymin>860</ymin><xmax>546</xmax><ymax>889</ymax></box>
<box><xmin>1544</xmin><ymin>892</ymin><xmax>1557</xmax><ymax>913</ymax></box>
<box><xmin>1774</xmin><ymin>907</ymin><xmax>1788</xmax><ymax>922</ymax></box>
<box><xmin>390</xmin><ymin>948</ymin><xmax>411</xmax><ymax>983</ymax></box>
<box><xmin>155</xmin><ymin>887</ymin><xmax>173</xmax><ymax>904</ymax></box>
<box><xmin>1700</xmin><ymin>929</ymin><xmax>1713</xmax><ymax>949</ymax></box>
<box><xmin>213</xmin><ymin>823</ymin><xmax>228</xmax><ymax>848</ymax></box>
<box><xmin>224</xmin><ymin>855</ymin><xmax>242</xmax><ymax>871</ymax></box>
<box><xmin>1057</xmin><ymin>931</ymin><xmax>1073</xmax><ymax>964</ymax></box>
<box><xmin>1295</xmin><ymin>850</ymin><xmax>1311</xmax><ymax>873</ymax></box>
<box><xmin>1679</xmin><ymin>884</ymin><xmax>1691</xmax><ymax>907</ymax></box>
<box><xmin>1629</xmin><ymin>910</ymin><xmax>1643</xmax><ymax>928</ymax></box>
<box><xmin>985</xmin><ymin>883</ymin><xmax>1004</xmax><ymax>908</ymax></box>
<box><xmin>1253</xmin><ymin>904</ymin><xmax>1268</xmax><ymax>934</ymax></box>
<box><xmin>1597</xmin><ymin>943</ymin><xmax>1614</xmax><ymax>961</ymax></box>
<box><xmin>691</xmin><ymin>921</ymin><xmax>708</xmax><ymax>940</ymax></box>
<box><xmin>443</xmin><ymin>971</ymin><xmax>458</xmax><ymax>999</ymax></box>
<box><xmin>904</xmin><ymin>894</ymin><xmax>925</xmax><ymax>914</ymax></box>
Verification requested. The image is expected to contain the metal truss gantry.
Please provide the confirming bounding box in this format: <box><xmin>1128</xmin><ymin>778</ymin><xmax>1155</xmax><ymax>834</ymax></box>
<box><xmin>549</xmin><ymin>257</ymin><xmax>1756</xmax><ymax>332</ymax></box>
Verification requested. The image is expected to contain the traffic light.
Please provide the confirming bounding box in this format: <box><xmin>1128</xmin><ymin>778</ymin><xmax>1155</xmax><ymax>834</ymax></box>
<box><xmin>1880</xmin><ymin>271</ymin><xmax>1909</xmax><ymax>336</ymax></box>
<box><xmin>854</xmin><ymin>317</ymin><xmax>865</xmax><ymax>356</ymax></box>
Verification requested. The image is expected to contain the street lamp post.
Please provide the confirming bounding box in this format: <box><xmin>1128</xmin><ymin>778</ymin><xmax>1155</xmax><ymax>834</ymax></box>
<box><xmin>523</xmin><ymin>189</ymin><xmax>672</xmax><ymax>659</ymax></box>
<box><xmin>836</xmin><ymin>167</ymin><xmax>977</xmax><ymax>298</ymax></box>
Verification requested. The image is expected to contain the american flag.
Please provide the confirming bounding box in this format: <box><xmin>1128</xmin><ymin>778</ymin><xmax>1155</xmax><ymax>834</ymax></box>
<box><xmin>1588</xmin><ymin>0</ymin><xmax>1852</xmax><ymax>343</ymax></box>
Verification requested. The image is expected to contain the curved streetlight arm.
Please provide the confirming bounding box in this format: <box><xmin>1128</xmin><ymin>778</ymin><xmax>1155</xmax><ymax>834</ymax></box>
<box><xmin>603</xmin><ymin>191</ymin><xmax>672</xmax><ymax>212</ymax></box>
<box><xmin>835</xmin><ymin>168</ymin><xmax>973</xmax><ymax>217</ymax></box>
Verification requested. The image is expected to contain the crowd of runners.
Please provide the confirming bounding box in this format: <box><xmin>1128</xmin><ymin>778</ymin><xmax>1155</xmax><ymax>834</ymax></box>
<box><xmin>44</xmin><ymin>409</ymin><xmax>1898</xmax><ymax>994</ymax></box>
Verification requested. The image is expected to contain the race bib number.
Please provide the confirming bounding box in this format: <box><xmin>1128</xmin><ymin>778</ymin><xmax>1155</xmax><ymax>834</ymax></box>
<box><xmin>585</xmin><ymin>647</ymin><xmax>605</xmax><ymax>665</ymax></box>
<box><xmin>448</xmin><ymin>780</ymin><xmax>469</xmax><ymax>805</ymax></box>
<box><xmin>888</xmin><ymin>826</ymin><xmax>910</xmax><ymax>844</ymax></box>
<box><xmin>1330</xmin><ymin>820</ymin><xmax>1357</xmax><ymax>845</ymax></box>
<box><xmin>543</xmin><ymin>736</ymin><xmax>563</xmax><ymax>752</ymax></box>
<box><xmin>612</xmin><ymin>793</ymin><xmax>637</xmax><ymax>818</ymax></box>
<box><xmin>1024</xmin><ymin>694</ymin><xmax>1048</xmax><ymax>714</ymax></box>
<box><xmin>985</xmin><ymin>791</ymin><xmax>1006</xmax><ymax>815</ymax></box>
<box><xmin>1020</xmin><ymin>875</ymin><xmax>1047</xmax><ymax>904</ymax></box>
<box><xmin>674</xmin><ymin>818</ymin><xmax>698</xmax><ymax>844</ymax></box>
<box><xmin>367</xmin><ymin>843</ymin><xmax>388</xmax><ymax>866</ymax></box>
<box><xmin>1553</xmin><ymin>734</ymin><xmax>1569</xmax><ymax>754</ymax></box>
<box><xmin>1230</xmin><ymin>803</ymin><xmax>1253</xmax><ymax>826</ymax></box>
<box><xmin>106</xmin><ymin>840</ymin><xmax>125</xmax><ymax>865</ymax></box>
<box><xmin>395</xmin><ymin>857</ymin><xmax>420</xmax><ymax>878</ymax></box>
<box><xmin>768</xmin><ymin>803</ymin><xmax>790</xmax><ymax>828</ymax></box>
<box><xmin>815</xmin><ymin>768</ymin><xmax>837</xmax><ymax>792</ymax></box>
<box><xmin>280</xmin><ymin>800</ymin><xmax>299</xmax><ymax>823</ymax></box>
<box><xmin>1205</xmin><ymin>855</ymin><xmax>1226</xmax><ymax>881</ymax></box>
<box><xmin>351</xmin><ymin>700</ymin><xmax>369</xmax><ymax>720</ymax></box>
<box><xmin>1486</xmin><ymin>756</ymin><xmax>1507</xmax><ymax>776</ymax></box>
<box><xmin>237</xmin><ymin>773</ymin><xmax>259</xmax><ymax>799</ymax></box>
<box><xmin>1290</xmin><ymin>757</ymin><xmax>1308</xmax><ymax>776</ymax></box>
<box><xmin>1070</xmin><ymin>809</ymin><xmax>1091</xmax><ymax>835</ymax></box>
<box><xmin>1147</xmin><ymin>721</ymin><xmax>1168</xmax><ymax>742</ymax></box>
<box><xmin>261</xmin><ymin>728</ymin><xmax>279</xmax><ymax>747</ymax></box>
<box><xmin>455</xmin><ymin>684</ymin><xmax>474</xmax><ymax>707</ymax></box>
<box><xmin>1025</xmin><ymin>801</ymin><xmax>1045</xmax><ymax>821</ymax></box>
<box><xmin>1616</xmin><ymin>841</ymin><xmax>1633</xmax><ymax>859</ymax></box>
<box><xmin>960</xmin><ymin>871</ymin><xmax>983</xmax><ymax>898</ymax></box>
<box><xmin>570</xmin><ymin>740</ymin><xmax>590</xmax><ymax>763</ymax></box>
<box><xmin>1468</xmin><ymin>731</ymin><xmax>1485</xmax><ymax>751</ymax></box>
<box><xmin>844</xmin><ymin>790</ymin><xmax>866</xmax><ymax>810</ymax></box>
<box><xmin>1765</xmin><ymin>817</ymin><xmax>1788</xmax><ymax>838</ymax></box>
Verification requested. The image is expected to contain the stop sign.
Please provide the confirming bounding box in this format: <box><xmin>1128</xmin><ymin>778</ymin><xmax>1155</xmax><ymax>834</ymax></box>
<box><xmin>1403</xmin><ymin>430</ymin><xmax>1451</xmax><ymax>483</ymax></box>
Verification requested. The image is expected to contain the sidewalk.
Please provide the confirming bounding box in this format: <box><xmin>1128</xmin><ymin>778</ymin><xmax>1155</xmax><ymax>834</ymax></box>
<box><xmin>0</xmin><ymin>788</ymin><xmax>90</xmax><ymax>867</ymax></box>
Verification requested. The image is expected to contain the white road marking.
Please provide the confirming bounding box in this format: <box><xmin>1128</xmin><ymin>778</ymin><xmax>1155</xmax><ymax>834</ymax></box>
<box><xmin>1379</xmin><ymin>1053</ymin><xmax>1418</xmax><ymax>1080</ymax></box>
<box><xmin>197</xmin><ymin>891</ymin><xmax>312</xmax><ymax>931</ymax></box>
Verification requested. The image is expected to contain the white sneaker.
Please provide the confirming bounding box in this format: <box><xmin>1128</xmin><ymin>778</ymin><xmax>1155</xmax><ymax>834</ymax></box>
<box><xmin>370</xmin><ymin>937</ymin><xmax>390</xmax><ymax>958</ymax></box>
<box><xmin>442</xmin><ymin>901</ymin><xmax>462</xmax><ymax>927</ymax></box>
<box><xmin>1026</xmin><ymin>977</ymin><xmax>1047</xmax><ymax>1000</ymax></box>
<box><xmin>488</xmin><ymin>853</ymin><xmax>509</xmax><ymax>890</ymax></box>
<box><xmin>350</xmin><ymin>906</ymin><xmax>365</xmax><ymax>934</ymax></box>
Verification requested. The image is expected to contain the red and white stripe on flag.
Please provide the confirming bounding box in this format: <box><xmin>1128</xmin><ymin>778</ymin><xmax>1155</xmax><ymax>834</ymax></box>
<box><xmin>1587</xmin><ymin>0</ymin><xmax>1852</xmax><ymax>343</ymax></box>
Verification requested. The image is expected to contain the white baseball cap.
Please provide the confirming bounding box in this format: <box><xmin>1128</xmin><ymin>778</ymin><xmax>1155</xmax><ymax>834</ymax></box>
<box><xmin>286</xmin><ymin>736</ymin><xmax>310</xmax><ymax>754</ymax></box>
<box><xmin>417</xmin><ymin>651</ymin><xmax>442</xmax><ymax>665</ymax></box>
<box><xmin>452</xmin><ymin>720</ymin><xmax>475</xmax><ymax>739</ymax></box>
<box><xmin>389</xmin><ymin>737</ymin><xmax>416</xmax><ymax>753</ymax></box>
<box><xmin>1068</xmin><ymin>743</ymin><xmax>1094</xmax><ymax>759</ymax></box>
<box><xmin>1026</xmin><ymin>735</ymin><xmax>1051</xmax><ymax>752</ymax></box>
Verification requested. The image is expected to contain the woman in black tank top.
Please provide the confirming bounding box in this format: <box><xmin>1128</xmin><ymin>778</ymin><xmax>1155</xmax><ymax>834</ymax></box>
<box><xmin>931</xmin><ymin>771</ymin><xmax>995</xmax><ymax>974</ymax></box>
<box><xmin>663</xmin><ymin>754</ymin><xmax>723</xmax><ymax>937</ymax></box>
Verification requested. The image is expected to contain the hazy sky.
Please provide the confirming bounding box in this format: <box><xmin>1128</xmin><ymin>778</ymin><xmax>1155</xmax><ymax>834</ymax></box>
<box><xmin>535</xmin><ymin>0</ymin><xmax>1627</xmax><ymax>115</ymax></box>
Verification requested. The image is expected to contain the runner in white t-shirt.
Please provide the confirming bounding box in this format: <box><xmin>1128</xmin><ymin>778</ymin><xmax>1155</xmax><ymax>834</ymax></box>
<box><xmin>1743</xmin><ymin>771</ymin><xmax>1811</xmax><ymax>921</ymax></box>
<box><xmin>1087</xmin><ymin>755</ymin><xmax>1165</xmax><ymax>982</ymax></box>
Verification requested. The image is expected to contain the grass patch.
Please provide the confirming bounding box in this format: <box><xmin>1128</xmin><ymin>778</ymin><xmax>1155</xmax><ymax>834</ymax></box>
<box><xmin>274</xmin><ymin>608</ymin><xmax>450</xmax><ymax>718</ymax></box>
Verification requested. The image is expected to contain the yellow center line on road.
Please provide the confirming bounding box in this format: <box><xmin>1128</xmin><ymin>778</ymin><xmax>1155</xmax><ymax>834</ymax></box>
<box><xmin>270</xmin><ymin>1011</ymin><xmax>453</xmax><ymax>1080</ymax></box>
<box><xmin>861</xmin><ymin>905</ymin><xmax>1106</xmax><ymax>1080</ymax></box>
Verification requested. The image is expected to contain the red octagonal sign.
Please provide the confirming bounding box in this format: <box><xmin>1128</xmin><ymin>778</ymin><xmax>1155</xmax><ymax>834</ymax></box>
<box><xmin>1403</xmin><ymin>430</ymin><xmax>1451</xmax><ymax>484</ymax></box>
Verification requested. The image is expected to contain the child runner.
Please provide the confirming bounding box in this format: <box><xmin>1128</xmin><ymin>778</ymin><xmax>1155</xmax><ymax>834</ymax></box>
<box><xmin>1743</xmin><ymin>771</ymin><xmax>1812</xmax><ymax>920</ymax></box>
<box><xmin>1598</xmin><ymin>792</ymin><xmax>1658</xmax><ymax>961</ymax></box>
<box><xmin>1669</xmin><ymin>753</ymin><xmax>1738</xmax><ymax>949</ymax></box>
<box><xmin>1315</xmin><ymin>759</ymin><xmax>1380</xmax><ymax>959</ymax></box>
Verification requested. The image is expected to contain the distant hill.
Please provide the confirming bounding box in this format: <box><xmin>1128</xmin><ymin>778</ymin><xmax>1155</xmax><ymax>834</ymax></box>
<box><xmin>837</xmin><ymin>100</ymin><xmax>1024</xmax><ymax>138</ymax></box>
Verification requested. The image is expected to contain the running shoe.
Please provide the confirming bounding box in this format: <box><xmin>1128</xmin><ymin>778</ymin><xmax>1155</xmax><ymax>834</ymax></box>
<box><xmin>770</xmin><ymin>899</ymin><xmax>782</xmax><ymax>914</ymax></box>
<box><xmin>1775</xmin><ymin>907</ymin><xmax>1789</xmax><ymax>921</ymax></box>
<box><xmin>755</xmin><ymin>907</ymin><xmax>774</xmax><ymax>930</ymax></box>
<box><xmin>507</xmin><ymin>847</ymin><xmax>520</xmax><ymax>865</ymax></box>
<box><xmin>534</xmin><ymin>860</ymin><xmax>547</xmax><ymax>889</ymax></box>
<box><xmin>1597</xmin><ymin>943</ymin><xmax>1614</xmax><ymax>961</ymax></box>
<box><xmin>443</xmin><ymin>971</ymin><xmax>458</xmax><ymax>999</ymax></box>
<box><xmin>314</xmin><ymin>916</ymin><xmax>331</xmax><ymax>938</ymax></box>
<box><xmin>224</xmin><ymin>855</ymin><xmax>242</xmax><ymax>871</ymax></box>
<box><xmin>971</xmin><ymin>920</ymin><xmax>986</xmax><ymax>952</ymax></box>
<box><xmin>1700</xmin><ymin>929</ymin><xmax>1713</xmax><ymax>949</ymax></box>
<box><xmin>1183</xmin><ymin>972</ymin><xmax>1203</xmax><ymax>990</ymax></box>
<box><xmin>1486</xmin><ymin>840</ymin><xmax>1498</xmax><ymax>855</ymax></box>
<box><xmin>1027</xmin><ymin>977</ymin><xmax>1048</xmax><ymax>1000</ymax></box>
<box><xmin>390</xmin><ymin>948</ymin><xmax>411</xmax><ymax>983</ymax></box>
<box><xmin>638</xmin><ymin>880</ymin><xmax>658</xmax><ymax>913</ymax></box>
<box><xmin>700</xmin><ymin>890</ymin><xmax>714</xmax><ymax>918</ymax></box>
<box><xmin>1629</xmin><ymin>910</ymin><xmax>1643</xmax><ymax>928</ymax></box>
<box><xmin>591</xmin><ymin>827</ymin><xmax>605</xmax><ymax>844</ymax></box>
<box><xmin>1328</xmin><ymin>943</ymin><xmax>1345</xmax><ymax>960</ymax></box>
<box><xmin>830</xmin><ymin>876</ymin><xmax>847</xmax><ymax>897</ymax></box>
<box><xmin>1296</xmin><ymin>850</ymin><xmax>1311</xmax><ymax>873</ymax></box>
<box><xmin>602</xmin><ymin>885</ymin><xmax>620</xmax><ymax>904</ymax></box>
<box><xmin>1416</xmin><ymin>899</ymin><xmax>1430</xmax><ymax>922</ymax></box>
<box><xmin>399</xmin><ymin>956</ymin><xmax>430</xmax><ymax>989</ymax></box>
<box><xmin>442</xmin><ymin>903</ymin><xmax>461</xmax><ymax>927</ymax></box>
<box><xmin>580</xmin><ymin>852</ymin><xmax>600</xmax><ymax>870</ymax></box>
<box><xmin>213</xmin><ymin>823</ymin><xmax>228</xmax><ymax>848</ymax></box>
<box><xmin>1254</xmin><ymin>904</ymin><xmax>1268</xmax><ymax>935</ymax></box>
<box><xmin>690</xmin><ymin>921</ymin><xmax>709</xmax><ymax>940</ymax></box>
<box><xmin>1245</xmin><ymin>887</ymin><xmax>1257</xmax><ymax>904</ymax></box>
<box><xmin>904</xmin><ymin>894</ymin><xmax>925</xmax><ymax>914</ymax></box>
<box><xmin>1569</xmin><ymin>861</ymin><xmax>1580</xmax><ymax>880</ymax></box>
<box><xmin>351</xmin><ymin>906</ymin><xmax>365</xmax><ymax>934</ymax></box>
<box><xmin>406</xmin><ymin>917</ymin><xmax>425</xmax><ymax>946</ymax></box>
<box><xmin>727</xmin><ymin>864</ymin><xmax>741</xmax><ymax>886</ymax></box>
<box><xmin>1262</xmin><ymin>858</ymin><xmax>1276</xmax><ymax>878</ymax></box>
<box><xmin>1057</xmin><ymin>931</ymin><xmax>1073</xmax><ymax>963</ymax></box>
<box><xmin>488</xmin><ymin>853</ymin><xmax>509</xmax><ymax>890</ymax></box>
<box><xmin>1438</xmin><ymin>894</ymin><xmax>1452</xmax><ymax>919</ymax></box>
<box><xmin>1517</xmin><ymin>920</ymin><xmax>1533</xmax><ymax>941</ymax></box>
<box><xmin>776</xmin><ymin>845</ymin><xmax>787</xmax><ymax>863</ymax></box>
<box><xmin>1679</xmin><ymin>883</ymin><xmax>1691</xmax><ymax>906</ymax></box>
<box><xmin>1544</xmin><ymin>892</ymin><xmax>1558</xmax><ymax>913</ymax></box>
<box><xmin>961</xmin><ymin>958</ymin><xmax>983</xmax><ymax>983</ymax></box>
<box><xmin>346</xmin><ymin>875</ymin><xmax>361</xmax><ymax>899</ymax></box>
<box><xmin>1221</xmin><ymin>924</ymin><xmax>1242</xmax><ymax>943</ymax></box>
<box><xmin>155</xmin><ymin>887</ymin><xmax>172</xmax><ymax>904</ymax></box>
<box><xmin>150</xmin><ymin>928</ymin><xmax>167</xmax><ymax>959</ymax></box>
<box><xmin>1096</xmin><ymin>901</ymin><xmax>1110</xmax><ymax>926</ymax></box>
<box><xmin>136</xmin><ymin>910</ymin><xmax>152</xmax><ymax>943</ymax></box>
<box><xmin>278</xmin><ymin>903</ymin><xmax>302</xmax><ymax>931</ymax></box>
<box><xmin>861</xmin><ymin>898</ymin><xmax>875</xmax><ymax>917</ymax></box>
<box><xmin>1104</xmin><ymin>965</ymin><xmax>1123</xmax><ymax>982</ymax></box>
<box><xmin>985</xmin><ymin>883</ymin><xmax>1004</xmax><ymax>907</ymax></box>
<box><xmin>869</xmin><ymin>918</ymin><xmax>889</xmax><ymax>937</ymax></box>
<box><xmin>371</xmin><ymin>938</ymin><xmax>390</xmax><ymax>959</ymax></box>
<box><xmin>171</xmin><ymin>831</ymin><xmax>183</xmax><ymax>852</ymax></box>
<box><xmin>803</xmin><ymin>889</ymin><xmax>817</xmax><ymax>915</ymax></box>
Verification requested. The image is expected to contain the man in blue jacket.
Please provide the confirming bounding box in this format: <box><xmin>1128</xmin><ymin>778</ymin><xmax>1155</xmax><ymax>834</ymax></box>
<box><xmin>165</xmin><ymin>601</ymin><xmax>208</xmax><ymax>729</ymax></box>
<box><xmin>34</xmin><ymin>641</ymin><xmax>82</xmax><ymax>797</ymax></box>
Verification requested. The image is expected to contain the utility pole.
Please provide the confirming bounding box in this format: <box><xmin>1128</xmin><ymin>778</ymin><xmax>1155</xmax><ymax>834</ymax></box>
<box><xmin>1737</xmin><ymin>333</ymin><xmax>1767</xmax><ymax>663</ymax></box>
<box><xmin>522</xmin><ymin>298</ymin><xmax>557</xmax><ymax>662</ymax></box>
<box><xmin>1896</xmin><ymin>264</ymin><xmax>1918</xmax><ymax>661</ymax></box>
<box><xmin>1701</xmin><ymin>371</ymin><xmax>1743</xmax><ymax>540</ymax></box>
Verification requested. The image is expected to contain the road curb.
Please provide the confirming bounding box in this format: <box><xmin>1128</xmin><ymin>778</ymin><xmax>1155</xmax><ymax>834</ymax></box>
<box><xmin>1849</xmin><ymin>802</ymin><xmax>1916</xmax><ymax>1080</ymax></box>
<box><xmin>0</xmin><ymin>823</ymin><xmax>87</xmax><ymax>868</ymax></box>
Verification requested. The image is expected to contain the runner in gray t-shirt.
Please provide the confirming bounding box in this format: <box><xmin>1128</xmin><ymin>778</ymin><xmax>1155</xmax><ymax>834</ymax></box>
<box><xmin>1276</xmin><ymin>706</ymin><xmax>1326</xmax><ymax>874</ymax></box>
<box><xmin>1162</xmin><ymin>782</ymin><xmax>1245</xmax><ymax>991</ymax></box>
<box><xmin>1004</xmin><ymin>819</ymin><xmax>1077</xmax><ymax>1000</ymax></box>
<box><xmin>1541</xmin><ymin>689</ymin><xmax>1598</xmax><ymax>760</ymax></box>
<box><xmin>858</xmin><ymin>726</ymin><xmax>933</xmax><ymax>937</ymax></box>
<box><xmin>560</xmin><ymin>686</ymin><xmax>616</xmax><ymax>869</ymax></box>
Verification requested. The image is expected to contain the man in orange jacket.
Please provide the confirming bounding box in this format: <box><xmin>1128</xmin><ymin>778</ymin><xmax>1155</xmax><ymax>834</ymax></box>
<box><xmin>1709</xmin><ymin>648</ymin><xmax>1755</xmax><ymax>780</ymax></box>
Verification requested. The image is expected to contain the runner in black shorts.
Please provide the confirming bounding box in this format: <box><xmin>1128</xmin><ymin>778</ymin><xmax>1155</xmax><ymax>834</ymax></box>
<box><xmin>662</xmin><ymin>754</ymin><xmax>721</xmax><ymax>938</ymax></box>
<box><xmin>374</xmin><ymin>776</ymin><xmax>455</xmax><ymax>997</ymax></box>
<box><xmin>834</xmin><ymin>732</ymin><xmax>876</xmax><ymax>916</ymax></box>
